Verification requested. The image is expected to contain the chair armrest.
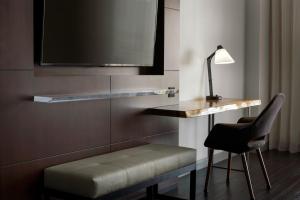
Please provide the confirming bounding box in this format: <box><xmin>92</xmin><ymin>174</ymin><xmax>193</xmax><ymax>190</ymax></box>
<box><xmin>237</xmin><ymin>117</ymin><xmax>256</xmax><ymax>123</ymax></box>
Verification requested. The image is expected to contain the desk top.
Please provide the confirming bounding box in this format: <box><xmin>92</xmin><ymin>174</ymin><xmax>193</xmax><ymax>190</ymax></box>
<box><xmin>147</xmin><ymin>98</ymin><xmax>261</xmax><ymax>118</ymax></box>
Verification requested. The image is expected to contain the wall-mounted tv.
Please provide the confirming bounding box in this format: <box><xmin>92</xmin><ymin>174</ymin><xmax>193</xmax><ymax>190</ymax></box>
<box><xmin>40</xmin><ymin>0</ymin><xmax>160</xmax><ymax>67</ymax></box>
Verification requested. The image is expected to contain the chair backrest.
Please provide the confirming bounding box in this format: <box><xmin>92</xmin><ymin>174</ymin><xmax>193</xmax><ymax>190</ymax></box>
<box><xmin>251</xmin><ymin>93</ymin><xmax>285</xmax><ymax>140</ymax></box>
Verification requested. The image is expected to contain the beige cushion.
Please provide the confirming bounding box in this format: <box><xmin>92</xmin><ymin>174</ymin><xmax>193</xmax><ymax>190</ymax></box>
<box><xmin>44</xmin><ymin>144</ymin><xmax>196</xmax><ymax>199</ymax></box>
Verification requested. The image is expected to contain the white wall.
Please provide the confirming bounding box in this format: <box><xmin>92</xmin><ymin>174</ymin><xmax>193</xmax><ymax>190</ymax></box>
<box><xmin>179</xmin><ymin>0</ymin><xmax>246</xmax><ymax>162</ymax></box>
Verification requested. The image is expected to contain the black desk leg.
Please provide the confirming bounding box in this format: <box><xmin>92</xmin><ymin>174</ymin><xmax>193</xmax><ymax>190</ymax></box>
<box><xmin>208</xmin><ymin>114</ymin><xmax>215</xmax><ymax>133</ymax></box>
<box><xmin>247</xmin><ymin>107</ymin><xmax>251</xmax><ymax>162</ymax></box>
<box><xmin>207</xmin><ymin>114</ymin><xmax>215</xmax><ymax>160</ymax></box>
<box><xmin>190</xmin><ymin>170</ymin><xmax>196</xmax><ymax>200</ymax></box>
<box><xmin>208</xmin><ymin>114</ymin><xmax>216</xmax><ymax>172</ymax></box>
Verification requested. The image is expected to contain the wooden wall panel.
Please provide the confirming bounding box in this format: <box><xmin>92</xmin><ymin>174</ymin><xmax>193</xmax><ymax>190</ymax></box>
<box><xmin>110</xmin><ymin>140</ymin><xmax>148</xmax><ymax>152</ymax></box>
<box><xmin>0</xmin><ymin>1</ymin><xmax>181</xmax><ymax>199</ymax></box>
<box><xmin>145</xmin><ymin>131</ymin><xmax>179</xmax><ymax>146</ymax></box>
<box><xmin>110</xmin><ymin>95</ymin><xmax>178</xmax><ymax>143</ymax></box>
<box><xmin>110</xmin><ymin>131</ymin><xmax>179</xmax><ymax>153</ymax></box>
<box><xmin>0</xmin><ymin>146</ymin><xmax>110</xmax><ymax>200</ymax></box>
<box><xmin>0</xmin><ymin>0</ymin><xmax>33</xmax><ymax>70</ymax></box>
<box><xmin>110</xmin><ymin>71</ymin><xmax>179</xmax><ymax>144</ymax></box>
<box><xmin>0</xmin><ymin>71</ymin><xmax>110</xmax><ymax>166</ymax></box>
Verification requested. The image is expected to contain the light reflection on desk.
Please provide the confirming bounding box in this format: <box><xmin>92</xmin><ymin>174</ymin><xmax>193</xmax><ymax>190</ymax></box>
<box><xmin>147</xmin><ymin>98</ymin><xmax>261</xmax><ymax>118</ymax></box>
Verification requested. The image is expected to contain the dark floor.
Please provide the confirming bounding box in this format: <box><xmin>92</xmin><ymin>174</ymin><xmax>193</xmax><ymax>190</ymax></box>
<box><xmin>163</xmin><ymin>150</ymin><xmax>300</xmax><ymax>200</ymax></box>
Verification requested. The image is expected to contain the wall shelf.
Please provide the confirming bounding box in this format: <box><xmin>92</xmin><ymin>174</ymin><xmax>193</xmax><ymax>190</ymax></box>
<box><xmin>34</xmin><ymin>88</ymin><xmax>178</xmax><ymax>103</ymax></box>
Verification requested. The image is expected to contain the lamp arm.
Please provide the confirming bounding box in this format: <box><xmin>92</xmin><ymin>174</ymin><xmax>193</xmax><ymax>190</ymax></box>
<box><xmin>207</xmin><ymin>51</ymin><xmax>216</xmax><ymax>61</ymax></box>
<box><xmin>207</xmin><ymin>57</ymin><xmax>214</xmax><ymax>97</ymax></box>
<box><xmin>205</xmin><ymin>45</ymin><xmax>225</xmax><ymax>101</ymax></box>
<box><xmin>207</xmin><ymin>51</ymin><xmax>216</xmax><ymax>97</ymax></box>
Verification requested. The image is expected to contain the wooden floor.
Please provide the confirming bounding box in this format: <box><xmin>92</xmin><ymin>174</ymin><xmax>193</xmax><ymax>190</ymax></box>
<box><xmin>163</xmin><ymin>150</ymin><xmax>300</xmax><ymax>200</ymax></box>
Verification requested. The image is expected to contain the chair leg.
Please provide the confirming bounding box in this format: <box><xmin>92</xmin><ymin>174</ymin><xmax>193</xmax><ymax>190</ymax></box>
<box><xmin>190</xmin><ymin>170</ymin><xmax>196</xmax><ymax>200</ymax></box>
<box><xmin>226</xmin><ymin>152</ymin><xmax>232</xmax><ymax>185</ymax></box>
<box><xmin>256</xmin><ymin>148</ymin><xmax>272</xmax><ymax>190</ymax></box>
<box><xmin>241</xmin><ymin>153</ymin><xmax>255</xmax><ymax>200</ymax></box>
<box><xmin>204</xmin><ymin>148</ymin><xmax>214</xmax><ymax>195</ymax></box>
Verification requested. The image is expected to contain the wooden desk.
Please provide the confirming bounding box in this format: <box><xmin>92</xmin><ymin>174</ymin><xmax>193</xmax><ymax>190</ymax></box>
<box><xmin>147</xmin><ymin>98</ymin><xmax>261</xmax><ymax>171</ymax></box>
<box><xmin>147</xmin><ymin>98</ymin><xmax>261</xmax><ymax>118</ymax></box>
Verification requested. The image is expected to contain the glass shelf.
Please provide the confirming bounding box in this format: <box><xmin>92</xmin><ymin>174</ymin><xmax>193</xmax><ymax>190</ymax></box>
<box><xmin>34</xmin><ymin>88</ymin><xmax>178</xmax><ymax>103</ymax></box>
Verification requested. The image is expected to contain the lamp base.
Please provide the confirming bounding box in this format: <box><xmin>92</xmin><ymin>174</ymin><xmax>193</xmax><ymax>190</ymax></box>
<box><xmin>206</xmin><ymin>95</ymin><xmax>223</xmax><ymax>101</ymax></box>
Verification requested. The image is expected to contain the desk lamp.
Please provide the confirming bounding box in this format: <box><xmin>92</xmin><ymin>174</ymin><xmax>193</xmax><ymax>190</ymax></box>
<box><xmin>206</xmin><ymin>45</ymin><xmax>235</xmax><ymax>100</ymax></box>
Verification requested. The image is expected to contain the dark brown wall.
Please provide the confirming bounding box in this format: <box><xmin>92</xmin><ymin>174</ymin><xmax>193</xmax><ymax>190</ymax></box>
<box><xmin>0</xmin><ymin>0</ymin><xmax>180</xmax><ymax>199</ymax></box>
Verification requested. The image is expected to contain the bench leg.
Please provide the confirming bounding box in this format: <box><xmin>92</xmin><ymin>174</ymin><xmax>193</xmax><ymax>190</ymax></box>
<box><xmin>151</xmin><ymin>169</ymin><xmax>196</xmax><ymax>200</ymax></box>
<box><xmin>147</xmin><ymin>185</ymin><xmax>155</xmax><ymax>200</ymax></box>
<box><xmin>43</xmin><ymin>191</ymin><xmax>50</xmax><ymax>200</ymax></box>
<box><xmin>190</xmin><ymin>170</ymin><xmax>196</xmax><ymax>200</ymax></box>
<box><xmin>43</xmin><ymin>195</ymin><xmax>50</xmax><ymax>200</ymax></box>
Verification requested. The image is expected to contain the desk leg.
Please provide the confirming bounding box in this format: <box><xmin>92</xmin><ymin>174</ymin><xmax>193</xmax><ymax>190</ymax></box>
<box><xmin>247</xmin><ymin>107</ymin><xmax>251</xmax><ymax>162</ymax></box>
<box><xmin>207</xmin><ymin>114</ymin><xmax>215</xmax><ymax>168</ymax></box>
<box><xmin>208</xmin><ymin>114</ymin><xmax>215</xmax><ymax>132</ymax></box>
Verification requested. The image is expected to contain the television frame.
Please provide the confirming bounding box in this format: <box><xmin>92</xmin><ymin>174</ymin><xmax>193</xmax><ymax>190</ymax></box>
<box><xmin>34</xmin><ymin>0</ymin><xmax>164</xmax><ymax>73</ymax></box>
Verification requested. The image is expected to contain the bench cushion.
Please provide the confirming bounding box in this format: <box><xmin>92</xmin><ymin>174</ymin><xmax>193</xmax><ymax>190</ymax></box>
<box><xmin>44</xmin><ymin>144</ymin><xmax>196</xmax><ymax>199</ymax></box>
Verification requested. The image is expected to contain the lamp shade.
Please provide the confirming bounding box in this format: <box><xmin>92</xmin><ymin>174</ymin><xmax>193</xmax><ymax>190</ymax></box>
<box><xmin>214</xmin><ymin>48</ymin><xmax>235</xmax><ymax>64</ymax></box>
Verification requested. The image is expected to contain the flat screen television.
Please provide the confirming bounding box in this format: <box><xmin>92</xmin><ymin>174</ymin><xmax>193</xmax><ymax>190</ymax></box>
<box><xmin>40</xmin><ymin>0</ymin><xmax>160</xmax><ymax>67</ymax></box>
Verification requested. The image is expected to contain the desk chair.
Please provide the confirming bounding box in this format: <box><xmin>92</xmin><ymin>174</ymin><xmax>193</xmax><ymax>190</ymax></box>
<box><xmin>203</xmin><ymin>93</ymin><xmax>285</xmax><ymax>200</ymax></box>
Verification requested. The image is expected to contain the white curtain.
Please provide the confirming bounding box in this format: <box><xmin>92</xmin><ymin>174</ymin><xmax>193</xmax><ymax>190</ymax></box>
<box><xmin>267</xmin><ymin>0</ymin><xmax>300</xmax><ymax>153</ymax></box>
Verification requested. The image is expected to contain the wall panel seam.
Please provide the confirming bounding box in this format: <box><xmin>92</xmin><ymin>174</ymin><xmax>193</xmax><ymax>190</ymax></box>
<box><xmin>0</xmin><ymin>145</ymin><xmax>110</xmax><ymax>169</ymax></box>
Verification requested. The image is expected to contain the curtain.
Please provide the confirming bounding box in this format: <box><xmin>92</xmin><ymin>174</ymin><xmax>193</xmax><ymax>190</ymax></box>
<box><xmin>267</xmin><ymin>0</ymin><xmax>300</xmax><ymax>153</ymax></box>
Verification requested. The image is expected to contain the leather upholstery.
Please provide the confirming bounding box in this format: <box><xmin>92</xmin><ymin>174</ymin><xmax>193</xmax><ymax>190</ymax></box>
<box><xmin>44</xmin><ymin>144</ymin><xmax>196</xmax><ymax>199</ymax></box>
<box><xmin>204</xmin><ymin>93</ymin><xmax>285</xmax><ymax>154</ymax></box>
<box><xmin>251</xmin><ymin>94</ymin><xmax>285</xmax><ymax>139</ymax></box>
<box><xmin>237</xmin><ymin>117</ymin><xmax>256</xmax><ymax>123</ymax></box>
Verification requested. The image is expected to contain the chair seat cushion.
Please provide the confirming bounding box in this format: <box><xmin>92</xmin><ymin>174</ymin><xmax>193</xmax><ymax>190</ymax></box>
<box><xmin>44</xmin><ymin>144</ymin><xmax>196</xmax><ymax>199</ymax></box>
<box><xmin>237</xmin><ymin>117</ymin><xmax>256</xmax><ymax>123</ymax></box>
<box><xmin>204</xmin><ymin>123</ymin><xmax>252</xmax><ymax>153</ymax></box>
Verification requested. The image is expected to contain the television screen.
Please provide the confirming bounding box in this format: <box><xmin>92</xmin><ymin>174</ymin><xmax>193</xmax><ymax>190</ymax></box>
<box><xmin>41</xmin><ymin>0</ymin><xmax>158</xmax><ymax>67</ymax></box>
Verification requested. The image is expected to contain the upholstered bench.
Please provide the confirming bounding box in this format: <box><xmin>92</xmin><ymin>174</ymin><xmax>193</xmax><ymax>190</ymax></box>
<box><xmin>44</xmin><ymin>144</ymin><xmax>197</xmax><ymax>200</ymax></box>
